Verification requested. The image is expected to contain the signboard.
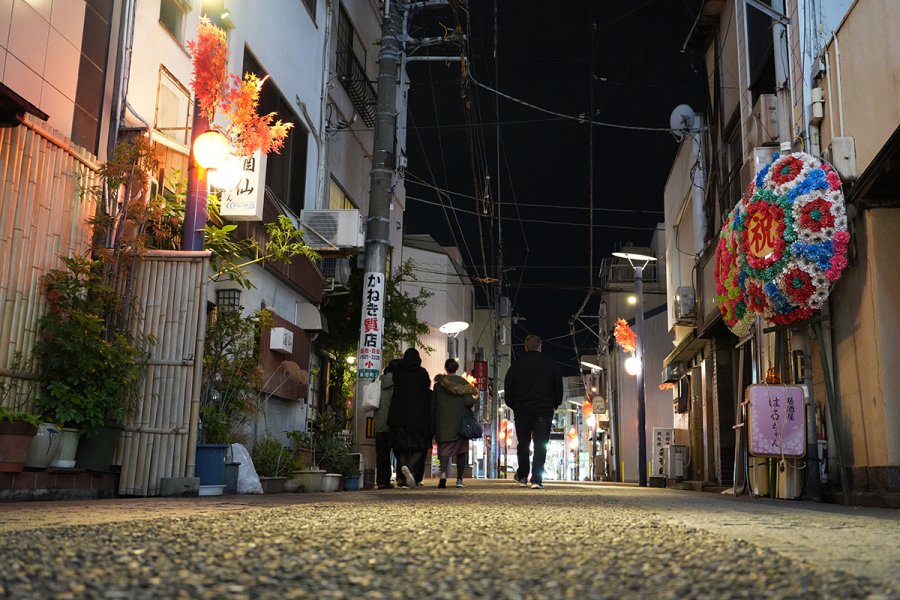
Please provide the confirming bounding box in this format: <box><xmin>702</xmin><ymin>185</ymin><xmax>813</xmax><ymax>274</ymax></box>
<box><xmin>220</xmin><ymin>151</ymin><xmax>266</xmax><ymax>221</ymax></box>
<box><xmin>474</xmin><ymin>359</ymin><xmax>488</xmax><ymax>407</ymax></box>
<box><xmin>747</xmin><ymin>384</ymin><xmax>806</xmax><ymax>458</ymax></box>
<box><xmin>745</xmin><ymin>207</ymin><xmax>780</xmax><ymax>259</ymax></box>
<box><xmin>652</xmin><ymin>427</ymin><xmax>674</xmax><ymax>478</ymax></box>
<box><xmin>356</xmin><ymin>272</ymin><xmax>385</xmax><ymax>379</ymax></box>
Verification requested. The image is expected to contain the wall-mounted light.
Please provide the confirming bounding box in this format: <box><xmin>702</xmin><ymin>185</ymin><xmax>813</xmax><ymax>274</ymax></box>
<box><xmin>192</xmin><ymin>130</ymin><xmax>229</xmax><ymax>169</ymax></box>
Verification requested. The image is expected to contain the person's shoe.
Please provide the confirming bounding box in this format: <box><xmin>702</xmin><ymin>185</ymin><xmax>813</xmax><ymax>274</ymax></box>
<box><xmin>455</xmin><ymin>480</ymin><xmax>465</xmax><ymax>488</ymax></box>
<box><xmin>401</xmin><ymin>466</ymin><xmax>415</xmax><ymax>488</ymax></box>
<box><xmin>376</xmin><ymin>483</ymin><xmax>394</xmax><ymax>490</ymax></box>
<box><xmin>416</xmin><ymin>481</ymin><xmax>424</xmax><ymax>487</ymax></box>
<box><xmin>530</xmin><ymin>482</ymin><xmax>544</xmax><ymax>489</ymax></box>
<box><xmin>438</xmin><ymin>478</ymin><xmax>447</xmax><ymax>489</ymax></box>
<box><xmin>513</xmin><ymin>474</ymin><xmax>529</xmax><ymax>487</ymax></box>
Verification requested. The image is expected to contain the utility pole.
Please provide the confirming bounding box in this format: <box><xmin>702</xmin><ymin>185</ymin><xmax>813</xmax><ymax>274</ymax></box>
<box><xmin>354</xmin><ymin>2</ymin><xmax>461</xmax><ymax>480</ymax></box>
<box><xmin>355</xmin><ymin>2</ymin><xmax>401</xmax><ymax>383</ymax></box>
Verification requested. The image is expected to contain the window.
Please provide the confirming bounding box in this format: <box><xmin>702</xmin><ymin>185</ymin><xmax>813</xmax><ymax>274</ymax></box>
<box><xmin>155</xmin><ymin>67</ymin><xmax>191</xmax><ymax>147</ymax></box>
<box><xmin>328</xmin><ymin>178</ymin><xmax>356</xmax><ymax>210</ymax></box>
<box><xmin>746</xmin><ymin>1</ymin><xmax>776</xmax><ymax>104</ymax></box>
<box><xmin>242</xmin><ymin>50</ymin><xmax>309</xmax><ymax>214</ymax></box>
<box><xmin>159</xmin><ymin>0</ymin><xmax>186</xmax><ymax>41</ymax></box>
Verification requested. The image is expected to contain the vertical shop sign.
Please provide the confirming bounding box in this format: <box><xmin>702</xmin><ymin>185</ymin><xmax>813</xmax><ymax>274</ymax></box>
<box><xmin>357</xmin><ymin>272</ymin><xmax>385</xmax><ymax>379</ymax></box>
<box><xmin>652</xmin><ymin>427</ymin><xmax>674</xmax><ymax>477</ymax></box>
<box><xmin>220</xmin><ymin>151</ymin><xmax>266</xmax><ymax>221</ymax></box>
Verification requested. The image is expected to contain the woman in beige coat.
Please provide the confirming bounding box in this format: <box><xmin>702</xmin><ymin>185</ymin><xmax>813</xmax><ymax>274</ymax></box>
<box><xmin>432</xmin><ymin>358</ymin><xmax>478</xmax><ymax>488</ymax></box>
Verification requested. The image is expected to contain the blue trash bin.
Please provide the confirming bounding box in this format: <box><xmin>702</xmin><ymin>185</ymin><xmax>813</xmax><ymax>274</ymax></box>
<box><xmin>195</xmin><ymin>444</ymin><xmax>229</xmax><ymax>486</ymax></box>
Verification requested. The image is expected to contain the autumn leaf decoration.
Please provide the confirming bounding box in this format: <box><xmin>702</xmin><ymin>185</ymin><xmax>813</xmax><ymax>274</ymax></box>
<box><xmin>186</xmin><ymin>18</ymin><xmax>292</xmax><ymax>156</ymax></box>
<box><xmin>613</xmin><ymin>318</ymin><xmax>637</xmax><ymax>355</ymax></box>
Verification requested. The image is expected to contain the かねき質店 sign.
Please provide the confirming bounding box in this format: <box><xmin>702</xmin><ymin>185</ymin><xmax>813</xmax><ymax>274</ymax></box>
<box><xmin>356</xmin><ymin>272</ymin><xmax>385</xmax><ymax>379</ymax></box>
<box><xmin>746</xmin><ymin>384</ymin><xmax>806</xmax><ymax>458</ymax></box>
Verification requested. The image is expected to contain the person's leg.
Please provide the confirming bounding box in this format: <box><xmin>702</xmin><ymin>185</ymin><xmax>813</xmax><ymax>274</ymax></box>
<box><xmin>415</xmin><ymin>446</ymin><xmax>428</xmax><ymax>484</ymax></box>
<box><xmin>455</xmin><ymin>452</ymin><xmax>466</xmax><ymax>483</ymax></box>
<box><xmin>394</xmin><ymin>448</ymin><xmax>411</xmax><ymax>487</ymax></box>
<box><xmin>437</xmin><ymin>453</ymin><xmax>449</xmax><ymax>488</ymax></box>
<box><xmin>530</xmin><ymin>410</ymin><xmax>554</xmax><ymax>486</ymax></box>
<box><xmin>375</xmin><ymin>432</ymin><xmax>391</xmax><ymax>487</ymax></box>
<box><xmin>404</xmin><ymin>448</ymin><xmax>423</xmax><ymax>487</ymax></box>
<box><xmin>514</xmin><ymin>409</ymin><xmax>534</xmax><ymax>481</ymax></box>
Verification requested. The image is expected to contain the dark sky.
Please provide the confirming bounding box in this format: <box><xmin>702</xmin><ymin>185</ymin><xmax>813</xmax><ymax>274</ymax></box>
<box><xmin>403</xmin><ymin>0</ymin><xmax>705</xmax><ymax>373</ymax></box>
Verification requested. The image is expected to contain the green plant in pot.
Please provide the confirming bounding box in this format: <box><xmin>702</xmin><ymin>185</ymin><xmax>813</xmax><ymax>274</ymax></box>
<box><xmin>33</xmin><ymin>256</ymin><xmax>148</xmax><ymax>438</ymax></box>
<box><xmin>0</xmin><ymin>387</ymin><xmax>41</xmax><ymax>472</ymax></box>
<box><xmin>199</xmin><ymin>307</ymin><xmax>271</xmax><ymax>444</ymax></box>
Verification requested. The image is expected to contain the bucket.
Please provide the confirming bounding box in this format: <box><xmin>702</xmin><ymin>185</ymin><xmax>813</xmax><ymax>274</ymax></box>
<box><xmin>322</xmin><ymin>473</ymin><xmax>341</xmax><ymax>492</ymax></box>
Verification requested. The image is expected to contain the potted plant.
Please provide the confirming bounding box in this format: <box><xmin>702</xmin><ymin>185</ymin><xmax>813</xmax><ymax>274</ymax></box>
<box><xmin>251</xmin><ymin>434</ymin><xmax>296</xmax><ymax>493</ymax></box>
<box><xmin>286</xmin><ymin>430</ymin><xmax>325</xmax><ymax>493</ymax></box>
<box><xmin>196</xmin><ymin>307</ymin><xmax>269</xmax><ymax>487</ymax></box>
<box><xmin>0</xmin><ymin>405</ymin><xmax>40</xmax><ymax>473</ymax></box>
<box><xmin>33</xmin><ymin>257</ymin><xmax>148</xmax><ymax>469</ymax></box>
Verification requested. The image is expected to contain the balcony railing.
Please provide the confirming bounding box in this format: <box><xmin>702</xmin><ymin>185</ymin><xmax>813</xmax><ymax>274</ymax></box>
<box><xmin>337</xmin><ymin>51</ymin><xmax>376</xmax><ymax>127</ymax></box>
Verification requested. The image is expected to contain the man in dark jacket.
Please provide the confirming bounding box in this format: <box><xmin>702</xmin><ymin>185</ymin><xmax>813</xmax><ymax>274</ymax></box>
<box><xmin>386</xmin><ymin>348</ymin><xmax>431</xmax><ymax>488</ymax></box>
<box><xmin>504</xmin><ymin>335</ymin><xmax>563</xmax><ymax>489</ymax></box>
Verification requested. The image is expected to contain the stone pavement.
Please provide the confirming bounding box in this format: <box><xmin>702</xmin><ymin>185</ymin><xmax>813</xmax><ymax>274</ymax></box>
<box><xmin>0</xmin><ymin>480</ymin><xmax>897</xmax><ymax>598</ymax></box>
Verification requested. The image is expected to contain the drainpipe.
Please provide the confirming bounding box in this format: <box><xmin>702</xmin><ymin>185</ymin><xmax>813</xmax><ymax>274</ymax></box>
<box><xmin>314</xmin><ymin>0</ymin><xmax>334</xmax><ymax>209</ymax></box>
<box><xmin>690</xmin><ymin>114</ymin><xmax>705</xmax><ymax>252</ymax></box>
<box><xmin>834</xmin><ymin>33</ymin><xmax>845</xmax><ymax>137</ymax></box>
<box><xmin>771</xmin><ymin>0</ymin><xmax>792</xmax><ymax>151</ymax></box>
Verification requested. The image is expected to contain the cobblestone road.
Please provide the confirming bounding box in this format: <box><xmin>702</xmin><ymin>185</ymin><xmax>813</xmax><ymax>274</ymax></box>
<box><xmin>0</xmin><ymin>481</ymin><xmax>897</xmax><ymax>599</ymax></box>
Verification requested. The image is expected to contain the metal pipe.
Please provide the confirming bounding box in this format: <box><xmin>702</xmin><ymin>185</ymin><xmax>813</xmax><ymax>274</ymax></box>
<box><xmin>635</xmin><ymin>265</ymin><xmax>648</xmax><ymax>486</ymax></box>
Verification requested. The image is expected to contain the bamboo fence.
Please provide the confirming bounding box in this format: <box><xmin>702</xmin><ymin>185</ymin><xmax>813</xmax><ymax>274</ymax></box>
<box><xmin>117</xmin><ymin>250</ymin><xmax>209</xmax><ymax>496</ymax></box>
<box><xmin>0</xmin><ymin>116</ymin><xmax>210</xmax><ymax>496</ymax></box>
<box><xmin>0</xmin><ymin>115</ymin><xmax>97</xmax><ymax>406</ymax></box>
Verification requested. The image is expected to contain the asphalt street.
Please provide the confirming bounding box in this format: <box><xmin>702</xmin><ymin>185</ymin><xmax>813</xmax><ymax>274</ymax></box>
<box><xmin>0</xmin><ymin>481</ymin><xmax>897</xmax><ymax>599</ymax></box>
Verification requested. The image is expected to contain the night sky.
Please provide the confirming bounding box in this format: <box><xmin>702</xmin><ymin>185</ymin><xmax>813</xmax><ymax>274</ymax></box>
<box><xmin>403</xmin><ymin>0</ymin><xmax>705</xmax><ymax>373</ymax></box>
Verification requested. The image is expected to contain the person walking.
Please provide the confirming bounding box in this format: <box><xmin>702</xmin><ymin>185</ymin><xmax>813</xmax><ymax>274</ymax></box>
<box><xmin>432</xmin><ymin>358</ymin><xmax>478</xmax><ymax>488</ymax></box>
<box><xmin>504</xmin><ymin>334</ymin><xmax>563</xmax><ymax>489</ymax></box>
<box><xmin>387</xmin><ymin>348</ymin><xmax>431</xmax><ymax>489</ymax></box>
<box><xmin>373</xmin><ymin>360</ymin><xmax>399</xmax><ymax>489</ymax></box>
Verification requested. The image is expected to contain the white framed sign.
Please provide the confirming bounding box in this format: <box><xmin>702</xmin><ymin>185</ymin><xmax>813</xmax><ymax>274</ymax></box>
<box><xmin>652</xmin><ymin>427</ymin><xmax>674</xmax><ymax>478</ymax></box>
<box><xmin>220</xmin><ymin>151</ymin><xmax>266</xmax><ymax>221</ymax></box>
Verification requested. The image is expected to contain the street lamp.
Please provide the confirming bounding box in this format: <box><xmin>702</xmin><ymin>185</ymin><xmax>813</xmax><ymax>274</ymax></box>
<box><xmin>439</xmin><ymin>321</ymin><xmax>469</xmax><ymax>359</ymax></box>
<box><xmin>612</xmin><ymin>247</ymin><xmax>657</xmax><ymax>487</ymax></box>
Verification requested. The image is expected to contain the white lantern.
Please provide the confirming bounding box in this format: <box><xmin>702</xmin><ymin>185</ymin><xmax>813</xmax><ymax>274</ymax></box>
<box><xmin>624</xmin><ymin>355</ymin><xmax>641</xmax><ymax>376</ymax></box>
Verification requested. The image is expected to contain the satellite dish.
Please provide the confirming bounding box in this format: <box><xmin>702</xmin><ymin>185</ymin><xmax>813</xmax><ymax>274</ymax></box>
<box><xmin>669</xmin><ymin>104</ymin><xmax>696</xmax><ymax>140</ymax></box>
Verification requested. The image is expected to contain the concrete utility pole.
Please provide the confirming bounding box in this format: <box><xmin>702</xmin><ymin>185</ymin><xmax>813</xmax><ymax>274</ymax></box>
<box><xmin>355</xmin><ymin>2</ymin><xmax>403</xmax><ymax>384</ymax></box>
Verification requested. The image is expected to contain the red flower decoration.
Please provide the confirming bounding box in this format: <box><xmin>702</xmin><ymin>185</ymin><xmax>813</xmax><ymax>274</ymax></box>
<box><xmin>783</xmin><ymin>268</ymin><xmax>814</xmax><ymax>304</ymax></box>
<box><xmin>798</xmin><ymin>198</ymin><xmax>835</xmax><ymax>231</ymax></box>
<box><xmin>745</xmin><ymin>282</ymin><xmax>769</xmax><ymax>313</ymax></box>
<box><xmin>771</xmin><ymin>156</ymin><xmax>804</xmax><ymax>185</ymax></box>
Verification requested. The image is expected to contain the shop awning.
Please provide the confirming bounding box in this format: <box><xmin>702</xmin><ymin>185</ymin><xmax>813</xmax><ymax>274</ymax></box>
<box><xmin>663</xmin><ymin>330</ymin><xmax>707</xmax><ymax>367</ymax></box>
<box><xmin>298</xmin><ymin>303</ymin><xmax>326</xmax><ymax>332</ymax></box>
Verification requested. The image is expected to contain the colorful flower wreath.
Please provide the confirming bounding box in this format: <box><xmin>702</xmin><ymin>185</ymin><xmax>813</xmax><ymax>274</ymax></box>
<box><xmin>733</xmin><ymin>152</ymin><xmax>849</xmax><ymax>325</ymax></box>
<box><xmin>714</xmin><ymin>203</ymin><xmax>754</xmax><ymax>337</ymax></box>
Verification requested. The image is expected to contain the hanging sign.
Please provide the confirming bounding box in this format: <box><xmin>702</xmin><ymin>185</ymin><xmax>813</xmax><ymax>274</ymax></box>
<box><xmin>220</xmin><ymin>151</ymin><xmax>266</xmax><ymax>221</ymax></box>
<box><xmin>474</xmin><ymin>360</ymin><xmax>488</xmax><ymax>406</ymax></box>
<box><xmin>357</xmin><ymin>272</ymin><xmax>385</xmax><ymax>379</ymax></box>
<box><xmin>746</xmin><ymin>384</ymin><xmax>806</xmax><ymax>458</ymax></box>
<box><xmin>652</xmin><ymin>427</ymin><xmax>674</xmax><ymax>478</ymax></box>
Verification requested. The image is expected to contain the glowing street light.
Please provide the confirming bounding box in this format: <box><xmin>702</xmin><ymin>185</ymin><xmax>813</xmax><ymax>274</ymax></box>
<box><xmin>612</xmin><ymin>247</ymin><xmax>657</xmax><ymax>487</ymax></box>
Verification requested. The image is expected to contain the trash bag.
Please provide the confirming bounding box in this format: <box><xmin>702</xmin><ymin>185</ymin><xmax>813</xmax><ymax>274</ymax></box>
<box><xmin>230</xmin><ymin>443</ymin><xmax>263</xmax><ymax>494</ymax></box>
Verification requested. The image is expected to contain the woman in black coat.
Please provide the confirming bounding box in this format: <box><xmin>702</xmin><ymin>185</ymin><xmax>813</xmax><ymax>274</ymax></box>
<box><xmin>386</xmin><ymin>348</ymin><xmax>431</xmax><ymax>488</ymax></box>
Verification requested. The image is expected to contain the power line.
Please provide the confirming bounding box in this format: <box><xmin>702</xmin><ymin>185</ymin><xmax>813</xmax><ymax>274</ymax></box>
<box><xmin>406</xmin><ymin>195</ymin><xmax>659</xmax><ymax>231</ymax></box>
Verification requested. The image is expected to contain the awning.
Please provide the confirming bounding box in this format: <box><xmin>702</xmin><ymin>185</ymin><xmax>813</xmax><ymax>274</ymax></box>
<box><xmin>663</xmin><ymin>330</ymin><xmax>707</xmax><ymax>367</ymax></box>
<box><xmin>298</xmin><ymin>303</ymin><xmax>326</xmax><ymax>332</ymax></box>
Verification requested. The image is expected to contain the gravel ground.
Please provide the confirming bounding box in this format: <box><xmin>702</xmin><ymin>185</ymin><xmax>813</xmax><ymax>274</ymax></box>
<box><xmin>0</xmin><ymin>483</ymin><xmax>897</xmax><ymax>599</ymax></box>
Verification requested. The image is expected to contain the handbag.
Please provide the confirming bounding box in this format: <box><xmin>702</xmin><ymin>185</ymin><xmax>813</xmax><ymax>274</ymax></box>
<box><xmin>458</xmin><ymin>407</ymin><xmax>483</xmax><ymax>439</ymax></box>
<box><xmin>361</xmin><ymin>378</ymin><xmax>381</xmax><ymax>411</ymax></box>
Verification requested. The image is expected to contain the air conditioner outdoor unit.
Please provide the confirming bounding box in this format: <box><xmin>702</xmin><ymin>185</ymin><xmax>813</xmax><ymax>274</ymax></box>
<box><xmin>299</xmin><ymin>209</ymin><xmax>364</xmax><ymax>250</ymax></box>
<box><xmin>662</xmin><ymin>361</ymin><xmax>685</xmax><ymax>384</ymax></box>
<box><xmin>750</xmin><ymin>93</ymin><xmax>779</xmax><ymax>147</ymax></box>
<box><xmin>270</xmin><ymin>327</ymin><xmax>294</xmax><ymax>354</ymax></box>
<box><xmin>663</xmin><ymin>445</ymin><xmax>687</xmax><ymax>479</ymax></box>
<box><xmin>674</xmin><ymin>286</ymin><xmax>696</xmax><ymax>323</ymax></box>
